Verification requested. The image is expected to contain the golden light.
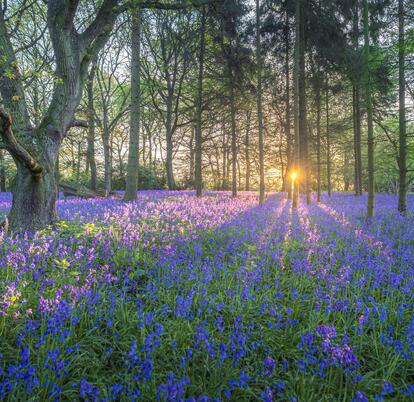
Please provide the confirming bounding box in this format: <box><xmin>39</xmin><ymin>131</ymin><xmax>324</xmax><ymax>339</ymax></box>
<box><xmin>291</xmin><ymin>171</ymin><xmax>297</xmax><ymax>181</ymax></box>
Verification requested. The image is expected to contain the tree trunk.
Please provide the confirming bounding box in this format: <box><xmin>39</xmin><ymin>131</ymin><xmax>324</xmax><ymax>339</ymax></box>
<box><xmin>0</xmin><ymin>149</ymin><xmax>5</xmax><ymax>192</ymax></box>
<box><xmin>237</xmin><ymin>157</ymin><xmax>241</xmax><ymax>191</ymax></box>
<box><xmin>76</xmin><ymin>141</ymin><xmax>81</xmax><ymax>189</ymax></box>
<box><xmin>398</xmin><ymin>0</ymin><xmax>407</xmax><ymax>214</ymax></box>
<box><xmin>9</xmin><ymin>136</ymin><xmax>58</xmax><ymax>231</ymax></box>
<box><xmin>230</xmin><ymin>70</ymin><xmax>237</xmax><ymax>198</ymax></box>
<box><xmin>222</xmin><ymin>123</ymin><xmax>227</xmax><ymax>190</ymax></box>
<box><xmin>353</xmin><ymin>87</ymin><xmax>360</xmax><ymax>195</ymax></box>
<box><xmin>344</xmin><ymin>147</ymin><xmax>350</xmax><ymax>191</ymax></box>
<box><xmin>256</xmin><ymin>0</ymin><xmax>265</xmax><ymax>205</ymax></box>
<box><xmin>189</xmin><ymin>127</ymin><xmax>195</xmax><ymax>184</ymax></box>
<box><xmin>245</xmin><ymin>111</ymin><xmax>251</xmax><ymax>191</ymax></box>
<box><xmin>292</xmin><ymin>0</ymin><xmax>300</xmax><ymax>209</ymax></box>
<box><xmin>166</xmin><ymin>134</ymin><xmax>175</xmax><ymax>190</ymax></box>
<box><xmin>195</xmin><ymin>5</ymin><xmax>206</xmax><ymax>198</ymax></box>
<box><xmin>148</xmin><ymin>128</ymin><xmax>153</xmax><ymax>166</ymax></box>
<box><xmin>102</xmin><ymin>128</ymin><xmax>112</xmax><ymax>196</ymax></box>
<box><xmin>363</xmin><ymin>0</ymin><xmax>375</xmax><ymax>218</ymax></box>
<box><xmin>87</xmin><ymin>63</ymin><xmax>97</xmax><ymax>191</ymax></box>
<box><xmin>298</xmin><ymin>0</ymin><xmax>310</xmax><ymax>205</ymax></box>
<box><xmin>316</xmin><ymin>69</ymin><xmax>322</xmax><ymax>202</ymax></box>
<box><xmin>326</xmin><ymin>72</ymin><xmax>332</xmax><ymax>197</ymax></box>
<box><xmin>284</xmin><ymin>8</ymin><xmax>292</xmax><ymax>199</ymax></box>
<box><xmin>165</xmin><ymin>94</ymin><xmax>176</xmax><ymax>190</ymax></box>
<box><xmin>352</xmin><ymin>1</ymin><xmax>363</xmax><ymax>196</ymax></box>
<box><xmin>279</xmin><ymin>141</ymin><xmax>285</xmax><ymax>192</ymax></box>
<box><xmin>124</xmin><ymin>8</ymin><xmax>142</xmax><ymax>201</ymax></box>
<box><xmin>355</xmin><ymin>85</ymin><xmax>363</xmax><ymax>195</ymax></box>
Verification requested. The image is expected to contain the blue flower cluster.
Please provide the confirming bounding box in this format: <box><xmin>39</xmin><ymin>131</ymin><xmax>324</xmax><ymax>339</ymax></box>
<box><xmin>0</xmin><ymin>191</ymin><xmax>413</xmax><ymax>400</ymax></box>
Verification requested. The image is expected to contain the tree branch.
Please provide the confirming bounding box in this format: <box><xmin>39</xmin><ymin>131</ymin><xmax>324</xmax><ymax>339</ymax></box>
<box><xmin>80</xmin><ymin>0</ymin><xmax>119</xmax><ymax>52</ymax></box>
<box><xmin>69</xmin><ymin>119</ymin><xmax>88</xmax><ymax>129</ymax></box>
<box><xmin>0</xmin><ymin>4</ymin><xmax>31</xmax><ymax>132</ymax></box>
<box><xmin>0</xmin><ymin>108</ymin><xmax>42</xmax><ymax>175</ymax></box>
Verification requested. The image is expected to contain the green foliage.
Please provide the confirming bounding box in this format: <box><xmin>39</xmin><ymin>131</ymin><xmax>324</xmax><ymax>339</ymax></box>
<box><xmin>138</xmin><ymin>163</ymin><xmax>166</xmax><ymax>190</ymax></box>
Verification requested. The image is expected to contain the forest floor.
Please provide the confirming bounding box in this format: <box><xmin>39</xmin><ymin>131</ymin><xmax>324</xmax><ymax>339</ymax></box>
<box><xmin>0</xmin><ymin>191</ymin><xmax>413</xmax><ymax>401</ymax></box>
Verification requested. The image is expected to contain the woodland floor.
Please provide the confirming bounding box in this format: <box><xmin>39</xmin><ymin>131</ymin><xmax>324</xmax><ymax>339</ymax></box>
<box><xmin>0</xmin><ymin>191</ymin><xmax>413</xmax><ymax>401</ymax></box>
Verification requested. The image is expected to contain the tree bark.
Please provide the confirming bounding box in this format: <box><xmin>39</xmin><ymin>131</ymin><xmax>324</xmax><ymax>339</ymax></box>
<box><xmin>86</xmin><ymin>63</ymin><xmax>97</xmax><ymax>191</ymax></box>
<box><xmin>284</xmin><ymin>8</ymin><xmax>292</xmax><ymax>199</ymax></box>
<box><xmin>245</xmin><ymin>111</ymin><xmax>251</xmax><ymax>191</ymax></box>
<box><xmin>189</xmin><ymin>127</ymin><xmax>195</xmax><ymax>184</ymax></box>
<box><xmin>166</xmin><ymin>132</ymin><xmax>175</xmax><ymax>190</ymax></box>
<box><xmin>363</xmin><ymin>0</ymin><xmax>375</xmax><ymax>218</ymax></box>
<box><xmin>222</xmin><ymin>122</ymin><xmax>227</xmax><ymax>190</ymax></box>
<box><xmin>195</xmin><ymin>5</ymin><xmax>206</xmax><ymax>197</ymax></box>
<box><xmin>0</xmin><ymin>149</ymin><xmax>6</xmax><ymax>192</ymax></box>
<box><xmin>398</xmin><ymin>0</ymin><xmax>407</xmax><ymax>214</ymax></box>
<box><xmin>298</xmin><ymin>0</ymin><xmax>310</xmax><ymax>205</ymax></box>
<box><xmin>316</xmin><ymin>69</ymin><xmax>322</xmax><ymax>202</ymax></box>
<box><xmin>102</xmin><ymin>120</ymin><xmax>112</xmax><ymax>196</ymax></box>
<box><xmin>353</xmin><ymin>86</ymin><xmax>363</xmax><ymax>195</ymax></box>
<box><xmin>352</xmin><ymin>1</ymin><xmax>363</xmax><ymax>196</ymax></box>
<box><xmin>230</xmin><ymin>68</ymin><xmax>238</xmax><ymax>198</ymax></box>
<box><xmin>344</xmin><ymin>147</ymin><xmax>350</xmax><ymax>191</ymax></box>
<box><xmin>326</xmin><ymin>72</ymin><xmax>332</xmax><ymax>197</ymax></box>
<box><xmin>292</xmin><ymin>0</ymin><xmax>300</xmax><ymax>209</ymax></box>
<box><xmin>256</xmin><ymin>0</ymin><xmax>265</xmax><ymax>205</ymax></box>
<box><xmin>165</xmin><ymin>86</ymin><xmax>176</xmax><ymax>189</ymax></box>
<box><xmin>9</xmin><ymin>158</ymin><xmax>57</xmax><ymax>231</ymax></box>
<box><xmin>125</xmin><ymin>8</ymin><xmax>142</xmax><ymax>201</ymax></box>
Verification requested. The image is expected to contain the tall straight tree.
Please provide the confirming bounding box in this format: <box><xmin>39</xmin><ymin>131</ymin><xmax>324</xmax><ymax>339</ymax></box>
<box><xmin>86</xmin><ymin>62</ymin><xmax>97</xmax><ymax>192</ymax></box>
<box><xmin>229</xmin><ymin>66</ymin><xmax>238</xmax><ymax>198</ymax></box>
<box><xmin>244</xmin><ymin>111</ymin><xmax>251</xmax><ymax>191</ymax></box>
<box><xmin>326</xmin><ymin>72</ymin><xmax>332</xmax><ymax>197</ymax></box>
<box><xmin>292</xmin><ymin>0</ymin><xmax>300</xmax><ymax>209</ymax></box>
<box><xmin>284</xmin><ymin>6</ymin><xmax>292</xmax><ymax>200</ymax></box>
<box><xmin>256</xmin><ymin>0</ymin><xmax>265</xmax><ymax>205</ymax></box>
<box><xmin>0</xmin><ymin>149</ymin><xmax>5</xmax><ymax>191</ymax></box>
<box><xmin>397</xmin><ymin>0</ymin><xmax>407</xmax><ymax>214</ymax></box>
<box><xmin>315</xmin><ymin>66</ymin><xmax>322</xmax><ymax>203</ymax></box>
<box><xmin>298</xmin><ymin>0</ymin><xmax>310</xmax><ymax>205</ymax></box>
<box><xmin>195</xmin><ymin>5</ymin><xmax>206</xmax><ymax>198</ymax></box>
<box><xmin>363</xmin><ymin>0</ymin><xmax>375</xmax><ymax>218</ymax></box>
<box><xmin>125</xmin><ymin>7</ymin><xmax>142</xmax><ymax>202</ymax></box>
<box><xmin>352</xmin><ymin>0</ymin><xmax>363</xmax><ymax>196</ymax></box>
<box><xmin>216</xmin><ymin>0</ymin><xmax>249</xmax><ymax>198</ymax></box>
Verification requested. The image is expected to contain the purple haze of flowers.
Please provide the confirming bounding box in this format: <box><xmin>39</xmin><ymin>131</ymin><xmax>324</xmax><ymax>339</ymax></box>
<box><xmin>0</xmin><ymin>191</ymin><xmax>413</xmax><ymax>401</ymax></box>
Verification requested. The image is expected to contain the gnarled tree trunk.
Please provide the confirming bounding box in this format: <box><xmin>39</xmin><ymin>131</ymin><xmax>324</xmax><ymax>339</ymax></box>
<box><xmin>0</xmin><ymin>0</ymin><xmax>119</xmax><ymax>231</ymax></box>
<box><xmin>9</xmin><ymin>157</ymin><xmax>58</xmax><ymax>230</ymax></box>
